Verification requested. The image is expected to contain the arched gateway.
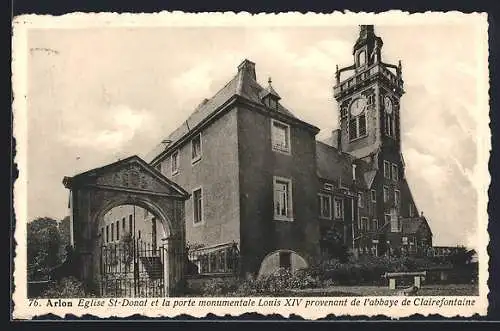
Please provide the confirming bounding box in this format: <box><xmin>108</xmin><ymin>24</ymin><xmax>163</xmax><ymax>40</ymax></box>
<box><xmin>63</xmin><ymin>156</ymin><xmax>190</xmax><ymax>297</ymax></box>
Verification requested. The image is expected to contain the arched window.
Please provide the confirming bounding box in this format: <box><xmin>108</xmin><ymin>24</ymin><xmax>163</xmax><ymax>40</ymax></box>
<box><xmin>349</xmin><ymin>109</ymin><xmax>367</xmax><ymax>140</ymax></box>
<box><xmin>384</xmin><ymin>96</ymin><xmax>396</xmax><ymax>137</ymax></box>
<box><xmin>349</xmin><ymin>98</ymin><xmax>368</xmax><ymax>140</ymax></box>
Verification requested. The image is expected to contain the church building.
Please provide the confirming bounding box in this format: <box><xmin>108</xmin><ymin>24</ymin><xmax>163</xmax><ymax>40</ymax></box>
<box><xmin>111</xmin><ymin>25</ymin><xmax>432</xmax><ymax>278</ymax></box>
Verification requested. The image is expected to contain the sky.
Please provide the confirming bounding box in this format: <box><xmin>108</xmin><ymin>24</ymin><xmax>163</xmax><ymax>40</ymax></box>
<box><xmin>22</xmin><ymin>18</ymin><xmax>488</xmax><ymax>248</ymax></box>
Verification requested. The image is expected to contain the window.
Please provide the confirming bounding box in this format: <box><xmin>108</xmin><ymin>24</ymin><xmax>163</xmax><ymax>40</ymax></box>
<box><xmin>122</xmin><ymin>217</ymin><xmax>126</xmax><ymax>231</ymax></box>
<box><xmin>191</xmin><ymin>133</ymin><xmax>202</xmax><ymax>163</ymax></box>
<box><xmin>271</xmin><ymin>120</ymin><xmax>291</xmax><ymax>154</ymax></box>
<box><xmin>129</xmin><ymin>215</ymin><xmax>133</xmax><ymax>234</ymax></box>
<box><xmin>193</xmin><ymin>188</ymin><xmax>203</xmax><ymax>224</ymax></box>
<box><xmin>394</xmin><ymin>190</ymin><xmax>401</xmax><ymax>211</ymax></box>
<box><xmin>361</xmin><ymin>217</ymin><xmax>369</xmax><ymax>231</ymax></box>
<box><xmin>171</xmin><ymin>150</ymin><xmax>179</xmax><ymax>175</ymax></box>
<box><xmin>273</xmin><ymin>177</ymin><xmax>293</xmax><ymax>221</ymax></box>
<box><xmin>268</xmin><ymin>98</ymin><xmax>278</xmax><ymax>110</ymax></box>
<box><xmin>402</xmin><ymin>236</ymin><xmax>408</xmax><ymax>245</ymax></box>
<box><xmin>151</xmin><ymin>218</ymin><xmax>157</xmax><ymax>249</ymax></box>
<box><xmin>349</xmin><ymin>112</ymin><xmax>367</xmax><ymax>140</ymax></box>
<box><xmin>372</xmin><ymin>219</ymin><xmax>379</xmax><ymax>231</ymax></box>
<box><xmin>409</xmin><ymin>203</ymin><xmax>415</xmax><ymax>217</ymax></box>
<box><xmin>383</xmin><ymin>161</ymin><xmax>391</xmax><ymax>179</ymax></box>
<box><xmin>367</xmin><ymin>95</ymin><xmax>374</xmax><ymax>105</ymax></box>
<box><xmin>334</xmin><ymin>198</ymin><xmax>344</xmax><ymax>219</ymax></box>
<box><xmin>318</xmin><ymin>194</ymin><xmax>332</xmax><ymax>219</ymax></box>
<box><xmin>357</xmin><ymin>50</ymin><xmax>366</xmax><ymax>67</ymax></box>
<box><xmin>111</xmin><ymin>224</ymin><xmax>114</xmax><ymax>242</ymax></box>
<box><xmin>324</xmin><ymin>183</ymin><xmax>334</xmax><ymax>191</ymax></box>
<box><xmin>116</xmin><ymin>221</ymin><xmax>120</xmax><ymax>240</ymax></box>
<box><xmin>370</xmin><ymin>189</ymin><xmax>376</xmax><ymax>203</ymax></box>
<box><xmin>383</xmin><ymin>186</ymin><xmax>390</xmax><ymax>203</ymax></box>
<box><xmin>391</xmin><ymin>215</ymin><xmax>400</xmax><ymax>233</ymax></box>
<box><xmin>385</xmin><ymin>113</ymin><xmax>395</xmax><ymax>137</ymax></box>
<box><xmin>384</xmin><ymin>214</ymin><xmax>391</xmax><ymax>225</ymax></box>
<box><xmin>358</xmin><ymin>192</ymin><xmax>364</xmax><ymax>208</ymax></box>
<box><xmin>340</xmin><ymin>106</ymin><xmax>347</xmax><ymax>118</ymax></box>
<box><xmin>106</xmin><ymin>225</ymin><xmax>109</xmax><ymax>243</ymax></box>
<box><xmin>391</xmin><ymin>163</ymin><xmax>398</xmax><ymax>181</ymax></box>
<box><xmin>279</xmin><ymin>251</ymin><xmax>291</xmax><ymax>269</ymax></box>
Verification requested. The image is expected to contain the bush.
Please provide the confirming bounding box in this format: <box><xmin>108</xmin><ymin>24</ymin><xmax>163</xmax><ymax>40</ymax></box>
<box><xmin>232</xmin><ymin>268</ymin><xmax>321</xmax><ymax>296</ymax></box>
<box><xmin>41</xmin><ymin>277</ymin><xmax>92</xmax><ymax>298</ymax></box>
<box><xmin>201</xmin><ymin>277</ymin><xmax>240</xmax><ymax>296</ymax></box>
<box><xmin>307</xmin><ymin>255</ymin><xmax>449</xmax><ymax>286</ymax></box>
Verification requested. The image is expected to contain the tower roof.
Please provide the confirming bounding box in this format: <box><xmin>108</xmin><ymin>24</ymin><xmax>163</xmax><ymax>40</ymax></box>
<box><xmin>353</xmin><ymin>24</ymin><xmax>383</xmax><ymax>54</ymax></box>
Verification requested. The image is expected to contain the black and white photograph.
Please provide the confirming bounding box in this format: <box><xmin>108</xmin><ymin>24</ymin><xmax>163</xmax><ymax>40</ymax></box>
<box><xmin>12</xmin><ymin>12</ymin><xmax>489</xmax><ymax>319</ymax></box>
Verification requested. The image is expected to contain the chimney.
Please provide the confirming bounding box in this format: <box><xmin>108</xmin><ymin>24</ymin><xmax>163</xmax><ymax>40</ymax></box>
<box><xmin>237</xmin><ymin>59</ymin><xmax>256</xmax><ymax>81</ymax></box>
<box><xmin>331</xmin><ymin>129</ymin><xmax>339</xmax><ymax>149</ymax></box>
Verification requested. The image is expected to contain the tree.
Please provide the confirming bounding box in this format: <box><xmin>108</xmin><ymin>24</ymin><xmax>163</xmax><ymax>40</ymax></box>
<box><xmin>448</xmin><ymin>246</ymin><xmax>476</xmax><ymax>267</ymax></box>
<box><xmin>58</xmin><ymin>216</ymin><xmax>71</xmax><ymax>250</ymax></box>
<box><xmin>27</xmin><ymin>217</ymin><xmax>62</xmax><ymax>279</ymax></box>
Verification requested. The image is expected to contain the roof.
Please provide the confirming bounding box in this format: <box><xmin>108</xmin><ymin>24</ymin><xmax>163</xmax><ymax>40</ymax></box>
<box><xmin>316</xmin><ymin>141</ymin><xmax>374</xmax><ymax>189</ymax></box>
<box><xmin>316</xmin><ymin>141</ymin><xmax>354</xmax><ymax>186</ymax></box>
<box><xmin>401</xmin><ymin>217</ymin><xmax>431</xmax><ymax>235</ymax></box>
<box><xmin>145</xmin><ymin>59</ymin><xmax>303</xmax><ymax>163</ymax></box>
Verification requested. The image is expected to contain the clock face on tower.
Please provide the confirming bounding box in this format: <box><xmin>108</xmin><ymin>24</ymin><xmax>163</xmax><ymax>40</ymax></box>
<box><xmin>384</xmin><ymin>96</ymin><xmax>393</xmax><ymax>114</ymax></box>
<box><xmin>350</xmin><ymin>97</ymin><xmax>367</xmax><ymax>116</ymax></box>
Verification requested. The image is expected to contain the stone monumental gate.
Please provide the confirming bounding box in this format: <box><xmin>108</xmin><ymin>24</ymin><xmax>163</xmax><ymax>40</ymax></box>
<box><xmin>63</xmin><ymin>156</ymin><xmax>190</xmax><ymax>297</ymax></box>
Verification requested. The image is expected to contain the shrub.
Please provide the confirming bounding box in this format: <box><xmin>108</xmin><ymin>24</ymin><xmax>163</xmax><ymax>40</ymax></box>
<box><xmin>201</xmin><ymin>277</ymin><xmax>240</xmax><ymax>296</ymax></box>
<box><xmin>41</xmin><ymin>277</ymin><xmax>92</xmax><ymax>298</ymax></box>
<box><xmin>232</xmin><ymin>268</ymin><xmax>321</xmax><ymax>296</ymax></box>
<box><xmin>307</xmin><ymin>255</ymin><xmax>449</xmax><ymax>286</ymax></box>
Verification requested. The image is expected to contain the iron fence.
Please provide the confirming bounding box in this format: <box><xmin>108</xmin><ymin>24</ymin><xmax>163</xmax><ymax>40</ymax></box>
<box><xmin>100</xmin><ymin>239</ymin><xmax>165</xmax><ymax>297</ymax></box>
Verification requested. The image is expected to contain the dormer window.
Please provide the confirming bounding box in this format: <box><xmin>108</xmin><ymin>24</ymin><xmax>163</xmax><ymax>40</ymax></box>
<box><xmin>261</xmin><ymin>77</ymin><xmax>281</xmax><ymax>111</ymax></box>
<box><xmin>268</xmin><ymin>98</ymin><xmax>277</xmax><ymax>109</ymax></box>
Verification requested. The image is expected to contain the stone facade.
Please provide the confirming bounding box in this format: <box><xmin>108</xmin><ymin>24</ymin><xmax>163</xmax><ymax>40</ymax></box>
<box><xmin>63</xmin><ymin>156</ymin><xmax>190</xmax><ymax>294</ymax></box>
<box><xmin>125</xmin><ymin>25</ymin><xmax>432</xmax><ymax>277</ymax></box>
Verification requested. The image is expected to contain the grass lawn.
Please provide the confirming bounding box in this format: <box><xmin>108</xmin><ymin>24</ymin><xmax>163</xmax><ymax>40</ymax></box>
<box><xmin>288</xmin><ymin>284</ymin><xmax>479</xmax><ymax>297</ymax></box>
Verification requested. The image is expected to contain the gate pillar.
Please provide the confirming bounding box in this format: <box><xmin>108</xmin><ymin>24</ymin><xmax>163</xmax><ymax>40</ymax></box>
<box><xmin>162</xmin><ymin>237</ymin><xmax>171</xmax><ymax>296</ymax></box>
<box><xmin>162</xmin><ymin>236</ymin><xmax>185</xmax><ymax>296</ymax></box>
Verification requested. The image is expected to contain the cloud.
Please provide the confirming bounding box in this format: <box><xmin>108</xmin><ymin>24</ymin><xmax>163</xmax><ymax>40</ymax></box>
<box><xmin>170</xmin><ymin>64</ymin><xmax>213</xmax><ymax>101</ymax></box>
<box><xmin>59</xmin><ymin>105</ymin><xmax>158</xmax><ymax>151</ymax></box>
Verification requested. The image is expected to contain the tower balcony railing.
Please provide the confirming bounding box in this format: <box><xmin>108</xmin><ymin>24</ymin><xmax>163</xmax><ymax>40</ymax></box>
<box><xmin>333</xmin><ymin>64</ymin><xmax>404</xmax><ymax>98</ymax></box>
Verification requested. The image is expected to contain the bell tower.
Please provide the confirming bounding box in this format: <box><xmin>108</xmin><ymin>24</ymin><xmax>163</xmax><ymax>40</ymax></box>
<box><xmin>333</xmin><ymin>25</ymin><xmax>405</xmax><ymax>164</ymax></box>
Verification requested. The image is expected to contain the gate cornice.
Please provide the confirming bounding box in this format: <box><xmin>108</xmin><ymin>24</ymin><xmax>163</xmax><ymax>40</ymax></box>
<box><xmin>72</xmin><ymin>183</ymin><xmax>188</xmax><ymax>199</ymax></box>
<box><xmin>63</xmin><ymin>155</ymin><xmax>190</xmax><ymax>200</ymax></box>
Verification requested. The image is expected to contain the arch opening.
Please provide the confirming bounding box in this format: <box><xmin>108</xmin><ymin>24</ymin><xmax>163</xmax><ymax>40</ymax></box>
<box><xmin>96</xmin><ymin>202</ymin><xmax>172</xmax><ymax>298</ymax></box>
<box><xmin>258</xmin><ymin>249</ymin><xmax>309</xmax><ymax>277</ymax></box>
